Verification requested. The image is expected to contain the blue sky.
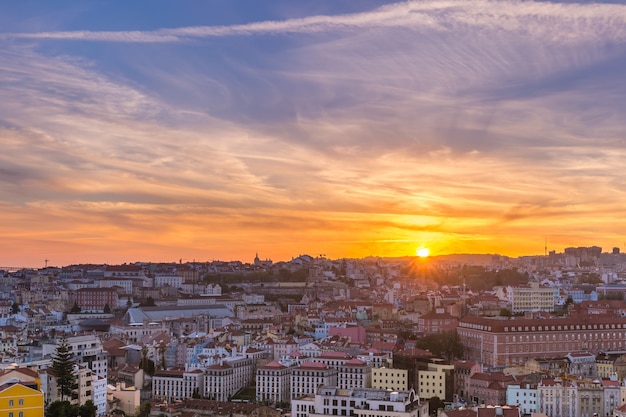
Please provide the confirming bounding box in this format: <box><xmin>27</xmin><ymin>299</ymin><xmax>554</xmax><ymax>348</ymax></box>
<box><xmin>2</xmin><ymin>0</ymin><xmax>626</xmax><ymax>266</ymax></box>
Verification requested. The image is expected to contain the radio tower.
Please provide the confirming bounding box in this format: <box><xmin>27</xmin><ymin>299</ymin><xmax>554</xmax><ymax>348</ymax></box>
<box><xmin>544</xmin><ymin>238</ymin><xmax>547</xmax><ymax>256</ymax></box>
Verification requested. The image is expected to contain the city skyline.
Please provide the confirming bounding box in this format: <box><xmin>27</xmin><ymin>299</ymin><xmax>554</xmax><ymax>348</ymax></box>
<box><xmin>2</xmin><ymin>0</ymin><xmax>626</xmax><ymax>267</ymax></box>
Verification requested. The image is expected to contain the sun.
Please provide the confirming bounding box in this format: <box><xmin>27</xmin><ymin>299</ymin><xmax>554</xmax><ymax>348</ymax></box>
<box><xmin>416</xmin><ymin>247</ymin><xmax>430</xmax><ymax>258</ymax></box>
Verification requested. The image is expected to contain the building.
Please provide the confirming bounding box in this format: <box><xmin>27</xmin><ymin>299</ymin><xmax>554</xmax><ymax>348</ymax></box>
<box><xmin>508</xmin><ymin>282</ymin><xmax>558</xmax><ymax>313</ymax></box>
<box><xmin>291</xmin><ymin>362</ymin><xmax>337</xmax><ymax>400</ymax></box>
<box><xmin>152</xmin><ymin>369</ymin><xmax>204</xmax><ymax>401</ymax></box>
<box><xmin>72</xmin><ymin>287</ymin><xmax>118</xmax><ymax>312</ymax></box>
<box><xmin>417</xmin><ymin>308</ymin><xmax>458</xmax><ymax>335</ymax></box>
<box><xmin>0</xmin><ymin>383</ymin><xmax>44</xmax><ymax>417</ymax></box>
<box><xmin>453</xmin><ymin>360</ymin><xmax>481</xmax><ymax>404</ymax></box>
<box><xmin>372</xmin><ymin>367</ymin><xmax>408</xmax><ymax>391</ymax></box>
<box><xmin>338</xmin><ymin>358</ymin><xmax>371</xmax><ymax>389</ymax></box>
<box><xmin>291</xmin><ymin>387</ymin><xmax>428</xmax><ymax>417</ymax></box>
<box><xmin>417</xmin><ymin>362</ymin><xmax>454</xmax><ymax>402</ymax></box>
<box><xmin>256</xmin><ymin>361</ymin><xmax>292</xmax><ymax>404</ymax></box>
<box><xmin>204</xmin><ymin>357</ymin><xmax>254</xmax><ymax>402</ymax></box>
<box><xmin>457</xmin><ymin>315</ymin><xmax>626</xmax><ymax>369</ymax></box>
<box><xmin>536</xmin><ymin>378</ymin><xmax>577</xmax><ymax>417</ymax></box>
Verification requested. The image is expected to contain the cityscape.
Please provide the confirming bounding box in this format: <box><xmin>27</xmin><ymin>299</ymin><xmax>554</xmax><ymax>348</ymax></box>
<box><xmin>3</xmin><ymin>1</ymin><xmax>626</xmax><ymax>417</ymax></box>
<box><xmin>2</xmin><ymin>246</ymin><xmax>626</xmax><ymax>417</ymax></box>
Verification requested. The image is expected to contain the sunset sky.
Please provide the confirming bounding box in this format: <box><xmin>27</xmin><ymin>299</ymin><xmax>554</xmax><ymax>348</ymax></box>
<box><xmin>2</xmin><ymin>0</ymin><xmax>626</xmax><ymax>267</ymax></box>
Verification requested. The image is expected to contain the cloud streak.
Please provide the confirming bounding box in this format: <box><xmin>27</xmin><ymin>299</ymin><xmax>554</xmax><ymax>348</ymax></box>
<box><xmin>1</xmin><ymin>0</ymin><xmax>626</xmax><ymax>265</ymax></box>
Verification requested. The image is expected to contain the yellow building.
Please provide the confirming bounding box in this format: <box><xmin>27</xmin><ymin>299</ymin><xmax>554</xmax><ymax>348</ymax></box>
<box><xmin>371</xmin><ymin>367</ymin><xmax>408</xmax><ymax>391</ymax></box>
<box><xmin>0</xmin><ymin>383</ymin><xmax>44</xmax><ymax>417</ymax></box>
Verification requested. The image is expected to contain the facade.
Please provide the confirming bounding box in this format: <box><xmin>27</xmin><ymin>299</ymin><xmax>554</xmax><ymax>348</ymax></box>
<box><xmin>204</xmin><ymin>357</ymin><xmax>254</xmax><ymax>402</ymax></box>
<box><xmin>152</xmin><ymin>369</ymin><xmax>204</xmax><ymax>401</ymax></box>
<box><xmin>508</xmin><ymin>282</ymin><xmax>558</xmax><ymax>313</ymax></box>
<box><xmin>256</xmin><ymin>361</ymin><xmax>292</xmax><ymax>404</ymax></box>
<box><xmin>457</xmin><ymin>315</ymin><xmax>626</xmax><ymax>369</ymax></box>
<box><xmin>417</xmin><ymin>362</ymin><xmax>454</xmax><ymax>402</ymax></box>
<box><xmin>506</xmin><ymin>381</ymin><xmax>538</xmax><ymax>415</ymax></box>
<box><xmin>73</xmin><ymin>288</ymin><xmax>118</xmax><ymax>312</ymax></box>
<box><xmin>453</xmin><ymin>360</ymin><xmax>481</xmax><ymax>404</ymax></box>
<box><xmin>291</xmin><ymin>362</ymin><xmax>338</xmax><ymax>400</ymax></box>
<box><xmin>291</xmin><ymin>387</ymin><xmax>428</xmax><ymax>417</ymax></box>
<box><xmin>536</xmin><ymin>378</ymin><xmax>577</xmax><ymax>417</ymax></box>
<box><xmin>338</xmin><ymin>358</ymin><xmax>371</xmax><ymax>390</ymax></box>
<box><xmin>372</xmin><ymin>367</ymin><xmax>408</xmax><ymax>391</ymax></box>
<box><xmin>0</xmin><ymin>383</ymin><xmax>44</xmax><ymax>417</ymax></box>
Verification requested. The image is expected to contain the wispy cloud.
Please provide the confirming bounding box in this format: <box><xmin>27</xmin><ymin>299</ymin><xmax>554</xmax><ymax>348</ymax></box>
<box><xmin>1</xmin><ymin>1</ymin><xmax>626</xmax><ymax>264</ymax></box>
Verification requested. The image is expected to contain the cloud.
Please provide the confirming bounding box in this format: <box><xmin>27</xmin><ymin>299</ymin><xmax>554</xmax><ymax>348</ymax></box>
<box><xmin>2</xmin><ymin>1</ymin><xmax>626</xmax><ymax>264</ymax></box>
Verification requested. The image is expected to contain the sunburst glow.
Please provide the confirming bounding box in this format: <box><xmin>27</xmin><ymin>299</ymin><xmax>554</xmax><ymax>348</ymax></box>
<box><xmin>417</xmin><ymin>247</ymin><xmax>430</xmax><ymax>258</ymax></box>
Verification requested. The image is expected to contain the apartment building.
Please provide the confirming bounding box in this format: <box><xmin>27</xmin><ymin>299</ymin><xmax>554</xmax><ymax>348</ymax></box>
<box><xmin>338</xmin><ymin>358</ymin><xmax>371</xmax><ymax>389</ymax></box>
<box><xmin>371</xmin><ymin>367</ymin><xmax>408</xmax><ymax>391</ymax></box>
<box><xmin>204</xmin><ymin>357</ymin><xmax>254</xmax><ymax>402</ymax></box>
<box><xmin>152</xmin><ymin>369</ymin><xmax>204</xmax><ymax>401</ymax></box>
<box><xmin>536</xmin><ymin>378</ymin><xmax>577</xmax><ymax>417</ymax></box>
<box><xmin>507</xmin><ymin>282</ymin><xmax>558</xmax><ymax>313</ymax></box>
<box><xmin>291</xmin><ymin>362</ymin><xmax>338</xmax><ymax>400</ymax></box>
<box><xmin>256</xmin><ymin>361</ymin><xmax>292</xmax><ymax>404</ymax></box>
<box><xmin>291</xmin><ymin>387</ymin><xmax>428</xmax><ymax>417</ymax></box>
<box><xmin>417</xmin><ymin>362</ymin><xmax>454</xmax><ymax>402</ymax></box>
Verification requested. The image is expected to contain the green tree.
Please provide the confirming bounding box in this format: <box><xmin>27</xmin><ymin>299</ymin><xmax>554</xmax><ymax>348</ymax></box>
<box><xmin>414</xmin><ymin>331</ymin><xmax>464</xmax><ymax>363</ymax></box>
<box><xmin>47</xmin><ymin>400</ymin><xmax>73</xmax><ymax>417</ymax></box>
<box><xmin>103</xmin><ymin>303</ymin><xmax>112</xmax><ymax>314</ymax></box>
<box><xmin>10</xmin><ymin>302</ymin><xmax>19</xmax><ymax>314</ymax></box>
<box><xmin>137</xmin><ymin>401</ymin><xmax>151</xmax><ymax>417</ymax></box>
<box><xmin>69</xmin><ymin>302</ymin><xmax>81</xmax><ymax>313</ymax></box>
<box><xmin>428</xmin><ymin>397</ymin><xmax>445</xmax><ymax>416</ymax></box>
<box><xmin>51</xmin><ymin>334</ymin><xmax>76</xmax><ymax>401</ymax></box>
<box><xmin>79</xmin><ymin>400</ymin><xmax>98</xmax><ymax>417</ymax></box>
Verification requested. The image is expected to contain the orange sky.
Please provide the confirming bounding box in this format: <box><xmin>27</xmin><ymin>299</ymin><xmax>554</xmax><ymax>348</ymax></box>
<box><xmin>2</xmin><ymin>1</ymin><xmax>626</xmax><ymax>267</ymax></box>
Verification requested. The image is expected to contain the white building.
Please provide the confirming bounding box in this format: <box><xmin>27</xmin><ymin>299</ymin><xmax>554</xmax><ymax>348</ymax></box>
<box><xmin>537</xmin><ymin>378</ymin><xmax>577</xmax><ymax>417</ymax></box>
<box><xmin>204</xmin><ymin>357</ymin><xmax>253</xmax><ymax>401</ymax></box>
<box><xmin>291</xmin><ymin>386</ymin><xmax>428</xmax><ymax>417</ymax></box>
<box><xmin>42</xmin><ymin>333</ymin><xmax>107</xmax><ymax>379</ymax></box>
<box><xmin>92</xmin><ymin>374</ymin><xmax>108</xmax><ymax>416</ymax></box>
<box><xmin>338</xmin><ymin>358</ymin><xmax>371</xmax><ymax>389</ymax></box>
<box><xmin>256</xmin><ymin>360</ymin><xmax>292</xmax><ymax>404</ymax></box>
<box><xmin>152</xmin><ymin>369</ymin><xmax>204</xmax><ymax>401</ymax></box>
<box><xmin>291</xmin><ymin>361</ymin><xmax>337</xmax><ymax>400</ymax></box>
<box><xmin>506</xmin><ymin>382</ymin><xmax>538</xmax><ymax>415</ymax></box>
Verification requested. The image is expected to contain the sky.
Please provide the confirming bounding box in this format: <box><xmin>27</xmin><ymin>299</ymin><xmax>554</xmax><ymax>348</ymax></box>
<box><xmin>2</xmin><ymin>0</ymin><xmax>626</xmax><ymax>267</ymax></box>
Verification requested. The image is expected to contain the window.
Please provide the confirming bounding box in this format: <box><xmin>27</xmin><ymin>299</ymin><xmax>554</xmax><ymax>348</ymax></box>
<box><xmin>18</xmin><ymin>400</ymin><xmax>23</xmax><ymax>406</ymax></box>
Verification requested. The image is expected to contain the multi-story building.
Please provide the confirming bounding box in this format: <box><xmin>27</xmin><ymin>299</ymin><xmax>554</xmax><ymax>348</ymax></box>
<box><xmin>578</xmin><ymin>382</ymin><xmax>604</xmax><ymax>417</ymax></box>
<box><xmin>536</xmin><ymin>378</ymin><xmax>577</xmax><ymax>417</ymax></box>
<box><xmin>417</xmin><ymin>362</ymin><xmax>454</xmax><ymax>402</ymax></box>
<box><xmin>152</xmin><ymin>369</ymin><xmax>204</xmax><ymax>401</ymax></box>
<box><xmin>256</xmin><ymin>360</ymin><xmax>292</xmax><ymax>404</ymax></box>
<box><xmin>73</xmin><ymin>288</ymin><xmax>118</xmax><ymax>312</ymax></box>
<box><xmin>42</xmin><ymin>333</ymin><xmax>107</xmax><ymax>379</ymax></box>
<box><xmin>291</xmin><ymin>387</ymin><xmax>428</xmax><ymax>417</ymax></box>
<box><xmin>337</xmin><ymin>358</ymin><xmax>371</xmax><ymax>389</ymax></box>
<box><xmin>505</xmin><ymin>374</ymin><xmax>540</xmax><ymax>415</ymax></box>
<box><xmin>417</xmin><ymin>308</ymin><xmax>458</xmax><ymax>335</ymax></box>
<box><xmin>453</xmin><ymin>360</ymin><xmax>481</xmax><ymax>404</ymax></box>
<box><xmin>291</xmin><ymin>362</ymin><xmax>337</xmax><ymax>400</ymax></box>
<box><xmin>468</xmin><ymin>372</ymin><xmax>516</xmax><ymax>406</ymax></box>
<box><xmin>457</xmin><ymin>315</ymin><xmax>626</xmax><ymax>369</ymax></box>
<box><xmin>0</xmin><ymin>383</ymin><xmax>44</xmax><ymax>417</ymax></box>
<box><xmin>204</xmin><ymin>357</ymin><xmax>254</xmax><ymax>402</ymax></box>
<box><xmin>507</xmin><ymin>282</ymin><xmax>558</xmax><ymax>313</ymax></box>
<box><xmin>371</xmin><ymin>367</ymin><xmax>407</xmax><ymax>391</ymax></box>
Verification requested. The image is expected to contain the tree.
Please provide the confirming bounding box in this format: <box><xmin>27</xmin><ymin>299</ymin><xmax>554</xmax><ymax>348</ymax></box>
<box><xmin>79</xmin><ymin>400</ymin><xmax>98</xmax><ymax>417</ymax></box>
<box><xmin>51</xmin><ymin>334</ymin><xmax>76</xmax><ymax>401</ymax></box>
<box><xmin>137</xmin><ymin>401</ymin><xmax>151</xmax><ymax>417</ymax></box>
<box><xmin>103</xmin><ymin>303</ymin><xmax>112</xmax><ymax>314</ymax></box>
<box><xmin>10</xmin><ymin>302</ymin><xmax>19</xmax><ymax>314</ymax></box>
<box><xmin>69</xmin><ymin>302</ymin><xmax>81</xmax><ymax>313</ymax></box>
<box><xmin>428</xmin><ymin>397</ymin><xmax>445</xmax><ymax>416</ymax></box>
